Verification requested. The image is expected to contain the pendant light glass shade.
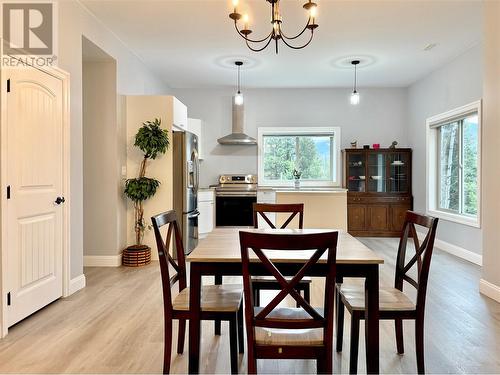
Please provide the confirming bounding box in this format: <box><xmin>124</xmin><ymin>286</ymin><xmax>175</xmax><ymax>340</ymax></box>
<box><xmin>350</xmin><ymin>90</ymin><xmax>360</xmax><ymax>105</ymax></box>
<box><xmin>234</xmin><ymin>92</ymin><xmax>244</xmax><ymax>105</ymax></box>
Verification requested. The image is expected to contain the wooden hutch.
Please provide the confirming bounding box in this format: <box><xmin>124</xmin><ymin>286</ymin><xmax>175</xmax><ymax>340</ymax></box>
<box><xmin>343</xmin><ymin>148</ymin><xmax>413</xmax><ymax>237</ymax></box>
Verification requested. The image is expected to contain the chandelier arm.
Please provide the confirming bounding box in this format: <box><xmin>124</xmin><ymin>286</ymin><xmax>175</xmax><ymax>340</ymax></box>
<box><xmin>279</xmin><ymin>29</ymin><xmax>314</xmax><ymax>50</ymax></box>
<box><xmin>278</xmin><ymin>17</ymin><xmax>312</xmax><ymax>41</ymax></box>
<box><xmin>234</xmin><ymin>22</ymin><xmax>274</xmax><ymax>43</ymax></box>
<box><xmin>245</xmin><ymin>35</ymin><xmax>274</xmax><ymax>52</ymax></box>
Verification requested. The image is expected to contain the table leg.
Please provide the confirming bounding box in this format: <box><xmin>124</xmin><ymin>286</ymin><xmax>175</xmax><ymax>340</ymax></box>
<box><xmin>188</xmin><ymin>262</ymin><xmax>202</xmax><ymax>374</ymax></box>
<box><xmin>214</xmin><ymin>274</ymin><xmax>222</xmax><ymax>335</ymax></box>
<box><xmin>365</xmin><ymin>265</ymin><xmax>380</xmax><ymax>374</ymax></box>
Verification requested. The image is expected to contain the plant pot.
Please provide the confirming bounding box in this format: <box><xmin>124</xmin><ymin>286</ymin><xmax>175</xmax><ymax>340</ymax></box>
<box><xmin>294</xmin><ymin>180</ymin><xmax>301</xmax><ymax>189</ymax></box>
<box><xmin>122</xmin><ymin>244</ymin><xmax>151</xmax><ymax>267</ymax></box>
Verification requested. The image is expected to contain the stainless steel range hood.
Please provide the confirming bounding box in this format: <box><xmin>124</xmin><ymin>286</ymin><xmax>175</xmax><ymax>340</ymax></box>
<box><xmin>217</xmin><ymin>99</ymin><xmax>257</xmax><ymax>145</ymax></box>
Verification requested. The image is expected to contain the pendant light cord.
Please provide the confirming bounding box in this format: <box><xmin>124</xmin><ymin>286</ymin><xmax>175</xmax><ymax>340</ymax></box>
<box><xmin>237</xmin><ymin>65</ymin><xmax>241</xmax><ymax>94</ymax></box>
<box><xmin>354</xmin><ymin>63</ymin><xmax>357</xmax><ymax>92</ymax></box>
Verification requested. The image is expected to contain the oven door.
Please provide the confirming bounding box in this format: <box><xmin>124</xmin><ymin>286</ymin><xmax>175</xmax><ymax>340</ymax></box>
<box><xmin>216</xmin><ymin>195</ymin><xmax>257</xmax><ymax>227</ymax></box>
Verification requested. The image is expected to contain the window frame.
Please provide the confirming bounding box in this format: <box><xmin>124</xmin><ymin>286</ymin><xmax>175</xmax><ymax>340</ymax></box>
<box><xmin>257</xmin><ymin>127</ymin><xmax>342</xmax><ymax>187</ymax></box>
<box><xmin>426</xmin><ymin>100</ymin><xmax>482</xmax><ymax>228</ymax></box>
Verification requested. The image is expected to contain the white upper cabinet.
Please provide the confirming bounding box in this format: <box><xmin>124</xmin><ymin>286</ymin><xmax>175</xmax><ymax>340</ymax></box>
<box><xmin>172</xmin><ymin>97</ymin><xmax>188</xmax><ymax>131</ymax></box>
<box><xmin>188</xmin><ymin>118</ymin><xmax>204</xmax><ymax>160</ymax></box>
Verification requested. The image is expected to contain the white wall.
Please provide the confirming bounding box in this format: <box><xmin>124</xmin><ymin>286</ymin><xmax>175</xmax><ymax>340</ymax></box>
<box><xmin>57</xmin><ymin>0</ymin><xmax>170</xmax><ymax>278</ymax></box>
<box><xmin>407</xmin><ymin>45</ymin><xmax>483</xmax><ymax>255</ymax></box>
<box><xmin>481</xmin><ymin>1</ymin><xmax>500</xmax><ymax>298</ymax></box>
<box><xmin>173</xmin><ymin>88</ymin><xmax>409</xmax><ymax>187</ymax></box>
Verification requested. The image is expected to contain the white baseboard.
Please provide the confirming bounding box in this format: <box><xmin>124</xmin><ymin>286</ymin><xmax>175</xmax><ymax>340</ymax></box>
<box><xmin>84</xmin><ymin>254</ymin><xmax>122</xmax><ymax>267</ymax></box>
<box><xmin>68</xmin><ymin>274</ymin><xmax>86</xmax><ymax>295</ymax></box>
<box><xmin>479</xmin><ymin>279</ymin><xmax>500</xmax><ymax>303</ymax></box>
<box><xmin>417</xmin><ymin>231</ymin><xmax>482</xmax><ymax>266</ymax></box>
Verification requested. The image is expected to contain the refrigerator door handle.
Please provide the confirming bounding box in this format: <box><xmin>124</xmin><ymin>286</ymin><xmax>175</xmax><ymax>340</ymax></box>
<box><xmin>188</xmin><ymin>210</ymin><xmax>200</xmax><ymax>219</ymax></box>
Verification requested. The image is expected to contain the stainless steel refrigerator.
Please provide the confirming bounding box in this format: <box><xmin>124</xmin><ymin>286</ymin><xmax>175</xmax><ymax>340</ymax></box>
<box><xmin>173</xmin><ymin>131</ymin><xmax>200</xmax><ymax>255</ymax></box>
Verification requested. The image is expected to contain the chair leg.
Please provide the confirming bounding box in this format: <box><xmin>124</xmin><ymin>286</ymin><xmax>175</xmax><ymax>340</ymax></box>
<box><xmin>177</xmin><ymin>319</ymin><xmax>186</xmax><ymax>354</ymax></box>
<box><xmin>215</xmin><ymin>275</ymin><xmax>222</xmax><ymax>335</ymax></box>
<box><xmin>395</xmin><ymin>318</ymin><xmax>404</xmax><ymax>354</ymax></box>
<box><xmin>163</xmin><ymin>317</ymin><xmax>173</xmax><ymax>374</ymax></box>
<box><xmin>304</xmin><ymin>284</ymin><xmax>311</xmax><ymax>304</ymax></box>
<box><xmin>229</xmin><ymin>317</ymin><xmax>239</xmax><ymax>374</ymax></box>
<box><xmin>317</xmin><ymin>357</ymin><xmax>326</xmax><ymax>374</ymax></box>
<box><xmin>416</xmin><ymin>319</ymin><xmax>425</xmax><ymax>374</ymax></box>
<box><xmin>349</xmin><ymin>311</ymin><xmax>360</xmax><ymax>375</ymax></box>
<box><xmin>254</xmin><ymin>286</ymin><xmax>260</xmax><ymax>307</ymax></box>
<box><xmin>336</xmin><ymin>289</ymin><xmax>345</xmax><ymax>352</ymax></box>
<box><xmin>237</xmin><ymin>304</ymin><xmax>245</xmax><ymax>354</ymax></box>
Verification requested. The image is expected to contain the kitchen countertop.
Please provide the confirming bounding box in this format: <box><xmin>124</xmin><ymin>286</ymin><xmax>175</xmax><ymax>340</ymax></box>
<box><xmin>258</xmin><ymin>187</ymin><xmax>347</xmax><ymax>193</ymax></box>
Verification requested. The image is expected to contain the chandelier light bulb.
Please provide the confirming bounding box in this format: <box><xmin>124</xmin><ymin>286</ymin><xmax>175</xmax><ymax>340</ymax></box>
<box><xmin>232</xmin><ymin>0</ymin><xmax>239</xmax><ymax>7</ymax></box>
<box><xmin>350</xmin><ymin>91</ymin><xmax>360</xmax><ymax>105</ymax></box>
<box><xmin>310</xmin><ymin>5</ymin><xmax>317</xmax><ymax>18</ymax></box>
<box><xmin>235</xmin><ymin>92</ymin><xmax>244</xmax><ymax>106</ymax></box>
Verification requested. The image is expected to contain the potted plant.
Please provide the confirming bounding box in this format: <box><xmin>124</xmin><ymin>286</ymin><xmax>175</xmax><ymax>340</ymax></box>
<box><xmin>293</xmin><ymin>169</ymin><xmax>302</xmax><ymax>189</ymax></box>
<box><xmin>123</xmin><ymin>118</ymin><xmax>169</xmax><ymax>266</ymax></box>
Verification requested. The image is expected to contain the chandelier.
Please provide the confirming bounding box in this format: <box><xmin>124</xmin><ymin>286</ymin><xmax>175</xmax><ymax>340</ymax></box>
<box><xmin>229</xmin><ymin>0</ymin><xmax>319</xmax><ymax>54</ymax></box>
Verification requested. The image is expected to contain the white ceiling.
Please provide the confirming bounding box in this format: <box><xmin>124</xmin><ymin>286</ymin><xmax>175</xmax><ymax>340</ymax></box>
<box><xmin>81</xmin><ymin>0</ymin><xmax>483</xmax><ymax>89</ymax></box>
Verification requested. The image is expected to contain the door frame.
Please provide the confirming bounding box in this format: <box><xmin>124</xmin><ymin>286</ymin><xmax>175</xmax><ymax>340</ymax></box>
<box><xmin>0</xmin><ymin>59</ymin><xmax>71</xmax><ymax>338</ymax></box>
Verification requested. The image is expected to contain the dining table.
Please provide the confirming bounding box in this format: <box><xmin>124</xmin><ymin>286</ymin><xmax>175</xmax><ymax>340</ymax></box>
<box><xmin>186</xmin><ymin>227</ymin><xmax>384</xmax><ymax>374</ymax></box>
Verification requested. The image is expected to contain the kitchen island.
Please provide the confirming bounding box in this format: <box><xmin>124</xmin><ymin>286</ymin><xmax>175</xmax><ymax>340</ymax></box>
<box><xmin>258</xmin><ymin>187</ymin><xmax>348</xmax><ymax>230</ymax></box>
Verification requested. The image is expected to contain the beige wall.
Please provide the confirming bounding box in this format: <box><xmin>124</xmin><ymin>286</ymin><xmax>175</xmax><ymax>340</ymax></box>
<box><xmin>276</xmin><ymin>192</ymin><xmax>348</xmax><ymax>231</ymax></box>
<box><xmin>83</xmin><ymin>60</ymin><xmax>127</xmax><ymax>257</ymax></box>
<box><xmin>481</xmin><ymin>1</ymin><xmax>500</xmax><ymax>299</ymax></box>
<box><xmin>125</xmin><ymin>97</ymin><xmax>174</xmax><ymax>256</ymax></box>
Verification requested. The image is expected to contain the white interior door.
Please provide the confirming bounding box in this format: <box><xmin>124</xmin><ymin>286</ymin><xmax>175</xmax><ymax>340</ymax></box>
<box><xmin>6</xmin><ymin>67</ymin><xmax>64</xmax><ymax>327</ymax></box>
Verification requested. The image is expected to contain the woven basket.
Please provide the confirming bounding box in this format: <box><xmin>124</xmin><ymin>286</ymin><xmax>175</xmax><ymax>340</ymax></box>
<box><xmin>122</xmin><ymin>245</ymin><xmax>151</xmax><ymax>267</ymax></box>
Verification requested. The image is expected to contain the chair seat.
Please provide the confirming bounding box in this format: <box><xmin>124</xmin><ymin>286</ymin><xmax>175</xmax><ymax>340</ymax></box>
<box><xmin>173</xmin><ymin>284</ymin><xmax>242</xmax><ymax>312</ymax></box>
<box><xmin>339</xmin><ymin>284</ymin><xmax>416</xmax><ymax>312</ymax></box>
<box><xmin>252</xmin><ymin>276</ymin><xmax>312</xmax><ymax>284</ymax></box>
<box><xmin>254</xmin><ymin>307</ymin><xmax>324</xmax><ymax>346</ymax></box>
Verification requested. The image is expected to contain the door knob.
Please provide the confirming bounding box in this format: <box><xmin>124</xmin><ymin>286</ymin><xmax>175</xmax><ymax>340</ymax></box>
<box><xmin>55</xmin><ymin>197</ymin><xmax>65</xmax><ymax>205</ymax></box>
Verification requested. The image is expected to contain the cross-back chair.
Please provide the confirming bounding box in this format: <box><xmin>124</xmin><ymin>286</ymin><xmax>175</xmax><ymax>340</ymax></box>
<box><xmin>336</xmin><ymin>211</ymin><xmax>439</xmax><ymax>374</ymax></box>
<box><xmin>239</xmin><ymin>230</ymin><xmax>339</xmax><ymax>374</ymax></box>
<box><xmin>251</xmin><ymin>203</ymin><xmax>311</xmax><ymax>307</ymax></box>
<box><xmin>151</xmin><ymin>210</ymin><xmax>244</xmax><ymax>374</ymax></box>
<box><xmin>253</xmin><ymin>203</ymin><xmax>304</xmax><ymax>230</ymax></box>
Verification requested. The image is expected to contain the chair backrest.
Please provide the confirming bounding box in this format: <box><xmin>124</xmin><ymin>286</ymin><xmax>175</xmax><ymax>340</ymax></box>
<box><xmin>239</xmin><ymin>230</ymin><xmax>338</xmax><ymax>346</ymax></box>
<box><xmin>394</xmin><ymin>211</ymin><xmax>439</xmax><ymax>311</ymax></box>
<box><xmin>151</xmin><ymin>210</ymin><xmax>187</xmax><ymax>314</ymax></box>
<box><xmin>253</xmin><ymin>203</ymin><xmax>304</xmax><ymax>229</ymax></box>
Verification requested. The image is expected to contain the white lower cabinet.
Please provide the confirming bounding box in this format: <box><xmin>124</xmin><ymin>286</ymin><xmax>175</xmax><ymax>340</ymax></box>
<box><xmin>199</xmin><ymin>190</ymin><xmax>214</xmax><ymax>238</ymax></box>
<box><xmin>257</xmin><ymin>189</ymin><xmax>276</xmax><ymax>228</ymax></box>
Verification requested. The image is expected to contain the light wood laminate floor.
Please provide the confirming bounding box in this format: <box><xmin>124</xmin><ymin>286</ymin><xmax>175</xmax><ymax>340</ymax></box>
<box><xmin>0</xmin><ymin>237</ymin><xmax>499</xmax><ymax>374</ymax></box>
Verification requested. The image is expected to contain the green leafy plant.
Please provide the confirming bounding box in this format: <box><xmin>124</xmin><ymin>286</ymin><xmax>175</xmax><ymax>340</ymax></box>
<box><xmin>293</xmin><ymin>169</ymin><xmax>302</xmax><ymax>180</ymax></box>
<box><xmin>124</xmin><ymin>118</ymin><xmax>169</xmax><ymax>245</ymax></box>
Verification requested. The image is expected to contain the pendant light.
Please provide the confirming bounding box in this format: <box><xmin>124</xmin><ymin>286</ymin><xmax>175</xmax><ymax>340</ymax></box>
<box><xmin>234</xmin><ymin>61</ymin><xmax>244</xmax><ymax>105</ymax></box>
<box><xmin>350</xmin><ymin>60</ymin><xmax>360</xmax><ymax>105</ymax></box>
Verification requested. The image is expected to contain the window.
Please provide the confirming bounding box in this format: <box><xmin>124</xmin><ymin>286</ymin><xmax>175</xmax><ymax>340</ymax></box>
<box><xmin>426</xmin><ymin>101</ymin><xmax>481</xmax><ymax>227</ymax></box>
<box><xmin>258</xmin><ymin>127</ymin><xmax>341</xmax><ymax>186</ymax></box>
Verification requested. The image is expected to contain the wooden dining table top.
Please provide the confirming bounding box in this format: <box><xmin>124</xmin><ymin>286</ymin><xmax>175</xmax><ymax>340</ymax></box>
<box><xmin>187</xmin><ymin>227</ymin><xmax>384</xmax><ymax>265</ymax></box>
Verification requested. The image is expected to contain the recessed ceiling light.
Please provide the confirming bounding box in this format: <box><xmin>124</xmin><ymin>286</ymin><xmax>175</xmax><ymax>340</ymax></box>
<box><xmin>424</xmin><ymin>43</ymin><xmax>438</xmax><ymax>51</ymax></box>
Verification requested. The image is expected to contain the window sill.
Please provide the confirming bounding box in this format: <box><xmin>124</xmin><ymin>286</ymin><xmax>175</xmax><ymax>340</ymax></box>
<box><xmin>427</xmin><ymin>209</ymin><xmax>480</xmax><ymax>228</ymax></box>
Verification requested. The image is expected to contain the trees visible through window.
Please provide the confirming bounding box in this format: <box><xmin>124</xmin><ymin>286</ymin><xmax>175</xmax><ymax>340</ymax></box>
<box><xmin>437</xmin><ymin>114</ymin><xmax>479</xmax><ymax>217</ymax></box>
<box><xmin>258</xmin><ymin>128</ymin><xmax>340</xmax><ymax>186</ymax></box>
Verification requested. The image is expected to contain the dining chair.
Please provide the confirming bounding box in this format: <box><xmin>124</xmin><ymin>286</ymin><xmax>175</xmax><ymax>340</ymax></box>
<box><xmin>252</xmin><ymin>203</ymin><xmax>311</xmax><ymax>307</ymax></box>
<box><xmin>336</xmin><ymin>211</ymin><xmax>438</xmax><ymax>374</ymax></box>
<box><xmin>151</xmin><ymin>210</ymin><xmax>244</xmax><ymax>374</ymax></box>
<box><xmin>239</xmin><ymin>230</ymin><xmax>339</xmax><ymax>374</ymax></box>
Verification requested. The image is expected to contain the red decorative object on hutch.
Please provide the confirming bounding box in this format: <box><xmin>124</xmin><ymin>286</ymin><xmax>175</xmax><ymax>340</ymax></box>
<box><xmin>343</xmin><ymin>148</ymin><xmax>413</xmax><ymax>237</ymax></box>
